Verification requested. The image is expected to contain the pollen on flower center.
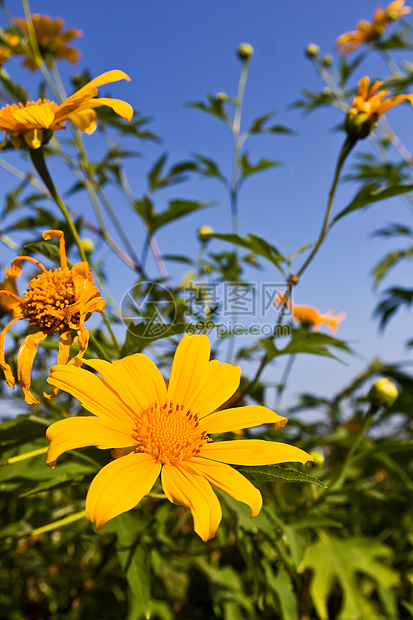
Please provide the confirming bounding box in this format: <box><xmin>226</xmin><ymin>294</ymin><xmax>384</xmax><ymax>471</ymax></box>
<box><xmin>132</xmin><ymin>400</ymin><xmax>210</xmax><ymax>465</ymax></box>
<box><xmin>21</xmin><ymin>268</ymin><xmax>80</xmax><ymax>333</ymax></box>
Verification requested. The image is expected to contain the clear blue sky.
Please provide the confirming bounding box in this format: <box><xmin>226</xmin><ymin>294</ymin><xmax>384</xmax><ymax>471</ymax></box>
<box><xmin>1</xmin><ymin>0</ymin><xmax>413</xmax><ymax>410</ymax></box>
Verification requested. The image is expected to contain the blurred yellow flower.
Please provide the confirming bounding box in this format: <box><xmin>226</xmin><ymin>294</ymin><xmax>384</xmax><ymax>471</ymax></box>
<box><xmin>0</xmin><ymin>230</ymin><xmax>105</xmax><ymax>404</ymax></box>
<box><xmin>0</xmin><ymin>32</ymin><xmax>20</xmax><ymax>66</ymax></box>
<box><xmin>0</xmin><ymin>70</ymin><xmax>133</xmax><ymax>150</ymax></box>
<box><xmin>336</xmin><ymin>1</ymin><xmax>411</xmax><ymax>56</ymax></box>
<box><xmin>345</xmin><ymin>76</ymin><xmax>413</xmax><ymax>139</ymax></box>
<box><xmin>14</xmin><ymin>14</ymin><xmax>83</xmax><ymax>70</ymax></box>
<box><xmin>46</xmin><ymin>334</ymin><xmax>312</xmax><ymax>541</ymax></box>
<box><xmin>0</xmin><ymin>274</ymin><xmax>20</xmax><ymax>317</ymax></box>
<box><xmin>275</xmin><ymin>293</ymin><xmax>345</xmax><ymax>335</ymax></box>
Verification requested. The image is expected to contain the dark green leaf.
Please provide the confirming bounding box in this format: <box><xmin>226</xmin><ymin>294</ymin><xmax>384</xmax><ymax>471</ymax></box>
<box><xmin>239</xmin><ymin>152</ymin><xmax>281</xmax><ymax>180</ymax></box>
<box><xmin>210</xmin><ymin>233</ymin><xmax>286</xmax><ymax>276</ymax></box>
<box><xmin>236</xmin><ymin>464</ymin><xmax>326</xmax><ymax>487</ymax></box>
<box><xmin>332</xmin><ymin>182</ymin><xmax>413</xmax><ymax>225</ymax></box>
<box><xmin>260</xmin><ymin>328</ymin><xmax>352</xmax><ymax>362</ymax></box>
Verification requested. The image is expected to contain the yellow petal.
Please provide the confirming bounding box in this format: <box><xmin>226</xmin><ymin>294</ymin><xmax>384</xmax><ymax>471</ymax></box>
<box><xmin>0</xmin><ymin>316</ymin><xmax>23</xmax><ymax>388</ymax></box>
<box><xmin>47</xmin><ymin>364</ymin><xmax>136</xmax><ymax>425</ymax></box>
<box><xmin>68</xmin><ymin>109</ymin><xmax>97</xmax><ymax>134</ymax></box>
<box><xmin>75</xmin><ymin>97</ymin><xmax>133</xmax><ymax>121</ymax></box>
<box><xmin>17</xmin><ymin>331</ymin><xmax>48</xmax><ymax>404</ymax></box>
<box><xmin>199</xmin><ymin>405</ymin><xmax>287</xmax><ymax>434</ymax></box>
<box><xmin>85</xmin><ymin>352</ymin><xmax>167</xmax><ymax>412</ymax></box>
<box><xmin>199</xmin><ymin>439</ymin><xmax>313</xmax><ymax>466</ymax></box>
<box><xmin>54</xmin><ymin>70</ymin><xmax>131</xmax><ymax>122</ymax></box>
<box><xmin>44</xmin><ymin>331</ymin><xmax>72</xmax><ymax>400</ymax></box>
<box><xmin>167</xmin><ymin>334</ymin><xmax>211</xmax><ymax>405</ymax></box>
<box><xmin>12</xmin><ymin>102</ymin><xmax>56</xmax><ymax>128</ymax></box>
<box><xmin>187</xmin><ymin>456</ymin><xmax>262</xmax><ymax>517</ymax></box>
<box><xmin>161</xmin><ymin>462</ymin><xmax>222</xmax><ymax>542</ymax></box>
<box><xmin>85</xmin><ymin>452</ymin><xmax>160</xmax><ymax>531</ymax></box>
<box><xmin>46</xmin><ymin>415</ymin><xmax>136</xmax><ymax>467</ymax></box>
<box><xmin>190</xmin><ymin>360</ymin><xmax>241</xmax><ymax>419</ymax></box>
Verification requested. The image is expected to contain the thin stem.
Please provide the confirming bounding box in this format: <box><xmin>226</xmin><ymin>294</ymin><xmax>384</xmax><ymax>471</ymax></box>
<box><xmin>21</xmin><ymin>0</ymin><xmax>61</xmax><ymax>101</ymax></box>
<box><xmin>230</xmin><ymin>60</ymin><xmax>250</xmax><ymax>235</ymax></box>
<box><xmin>101</xmin><ymin>310</ymin><xmax>121</xmax><ymax>355</ymax></box>
<box><xmin>297</xmin><ymin>135</ymin><xmax>356</xmax><ymax>278</ymax></box>
<box><xmin>29</xmin><ymin>509</ymin><xmax>87</xmax><ymax>537</ymax></box>
<box><xmin>29</xmin><ymin>147</ymin><xmax>87</xmax><ymax>262</ymax></box>
<box><xmin>275</xmin><ymin>354</ymin><xmax>296</xmax><ymax>410</ymax></box>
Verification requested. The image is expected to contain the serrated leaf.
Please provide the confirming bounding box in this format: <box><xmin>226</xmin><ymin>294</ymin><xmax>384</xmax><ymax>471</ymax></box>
<box><xmin>332</xmin><ymin>182</ymin><xmax>413</xmax><ymax>225</ymax></box>
<box><xmin>186</xmin><ymin>94</ymin><xmax>230</xmax><ymax>123</ymax></box>
<box><xmin>236</xmin><ymin>464</ymin><xmax>326</xmax><ymax>487</ymax></box>
<box><xmin>374</xmin><ymin>286</ymin><xmax>413</xmax><ymax>329</ymax></box>
<box><xmin>298</xmin><ymin>534</ymin><xmax>399</xmax><ymax>620</ymax></box>
<box><xmin>210</xmin><ymin>233</ymin><xmax>285</xmax><ymax>276</ymax></box>
<box><xmin>372</xmin><ymin>248</ymin><xmax>413</xmax><ymax>285</ymax></box>
<box><xmin>192</xmin><ymin>153</ymin><xmax>228</xmax><ymax>184</ymax></box>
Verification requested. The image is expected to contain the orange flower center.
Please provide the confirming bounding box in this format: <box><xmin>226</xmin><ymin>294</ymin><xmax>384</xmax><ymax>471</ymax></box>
<box><xmin>21</xmin><ymin>268</ymin><xmax>80</xmax><ymax>333</ymax></box>
<box><xmin>132</xmin><ymin>400</ymin><xmax>210</xmax><ymax>465</ymax></box>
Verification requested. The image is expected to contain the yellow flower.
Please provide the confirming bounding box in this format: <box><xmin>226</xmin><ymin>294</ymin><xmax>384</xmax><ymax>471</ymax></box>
<box><xmin>275</xmin><ymin>293</ymin><xmax>345</xmax><ymax>335</ymax></box>
<box><xmin>0</xmin><ymin>70</ymin><xmax>133</xmax><ymax>150</ymax></box>
<box><xmin>0</xmin><ymin>32</ymin><xmax>20</xmax><ymax>66</ymax></box>
<box><xmin>0</xmin><ymin>230</ymin><xmax>105</xmax><ymax>405</ymax></box>
<box><xmin>45</xmin><ymin>334</ymin><xmax>312</xmax><ymax>541</ymax></box>
<box><xmin>345</xmin><ymin>76</ymin><xmax>413</xmax><ymax>139</ymax></box>
<box><xmin>336</xmin><ymin>0</ymin><xmax>412</xmax><ymax>56</ymax></box>
<box><xmin>14</xmin><ymin>14</ymin><xmax>83</xmax><ymax>70</ymax></box>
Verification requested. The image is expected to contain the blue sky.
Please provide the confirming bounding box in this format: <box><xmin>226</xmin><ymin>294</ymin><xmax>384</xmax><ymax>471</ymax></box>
<box><xmin>1</xmin><ymin>0</ymin><xmax>413</xmax><ymax>409</ymax></box>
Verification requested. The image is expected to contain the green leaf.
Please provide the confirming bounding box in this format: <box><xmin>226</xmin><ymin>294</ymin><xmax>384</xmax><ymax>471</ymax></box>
<box><xmin>23</xmin><ymin>240</ymin><xmax>66</xmax><ymax>267</ymax></box>
<box><xmin>374</xmin><ymin>286</ymin><xmax>413</xmax><ymax>329</ymax></box>
<box><xmin>332</xmin><ymin>182</ymin><xmax>413</xmax><ymax>225</ymax></box>
<box><xmin>239</xmin><ymin>152</ymin><xmax>281</xmax><ymax>180</ymax></box>
<box><xmin>260</xmin><ymin>328</ymin><xmax>352</xmax><ymax>362</ymax></box>
<box><xmin>210</xmin><ymin>233</ymin><xmax>286</xmax><ymax>276</ymax></box>
<box><xmin>121</xmin><ymin>322</ymin><xmax>189</xmax><ymax>356</ymax></box>
<box><xmin>186</xmin><ymin>94</ymin><xmax>230</xmax><ymax>123</ymax></box>
<box><xmin>192</xmin><ymin>153</ymin><xmax>228</xmax><ymax>185</ymax></box>
<box><xmin>245</xmin><ymin>110</ymin><xmax>295</xmax><ymax>136</ymax></box>
<box><xmin>263</xmin><ymin>563</ymin><xmax>298</xmax><ymax>620</ymax></box>
<box><xmin>0</xmin><ymin>414</ymin><xmax>49</xmax><ymax>450</ymax></box>
<box><xmin>235</xmin><ymin>464</ymin><xmax>326</xmax><ymax>487</ymax></box>
<box><xmin>102</xmin><ymin>513</ymin><xmax>151</xmax><ymax>620</ymax></box>
<box><xmin>298</xmin><ymin>534</ymin><xmax>399</xmax><ymax>620</ymax></box>
<box><xmin>372</xmin><ymin>248</ymin><xmax>413</xmax><ymax>285</ymax></box>
<box><xmin>149</xmin><ymin>199</ymin><xmax>210</xmax><ymax>235</ymax></box>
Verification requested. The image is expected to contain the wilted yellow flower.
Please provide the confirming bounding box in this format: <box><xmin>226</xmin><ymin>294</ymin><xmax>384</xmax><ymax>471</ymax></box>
<box><xmin>345</xmin><ymin>76</ymin><xmax>413</xmax><ymax>139</ymax></box>
<box><xmin>0</xmin><ymin>230</ymin><xmax>105</xmax><ymax>404</ymax></box>
<box><xmin>0</xmin><ymin>70</ymin><xmax>133</xmax><ymax>150</ymax></box>
<box><xmin>336</xmin><ymin>0</ymin><xmax>412</xmax><ymax>56</ymax></box>
<box><xmin>0</xmin><ymin>274</ymin><xmax>20</xmax><ymax>317</ymax></box>
<box><xmin>46</xmin><ymin>334</ymin><xmax>312</xmax><ymax>541</ymax></box>
<box><xmin>14</xmin><ymin>14</ymin><xmax>83</xmax><ymax>70</ymax></box>
<box><xmin>275</xmin><ymin>293</ymin><xmax>345</xmax><ymax>335</ymax></box>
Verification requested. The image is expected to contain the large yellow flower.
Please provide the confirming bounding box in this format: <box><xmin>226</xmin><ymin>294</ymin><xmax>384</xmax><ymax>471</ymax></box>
<box><xmin>0</xmin><ymin>230</ymin><xmax>105</xmax><ymax>404</ymax></box>
<box><xmin>345</xmin><ymin>76</ymin><xmax>413</xmax><ymax>139</ymax></box>
<box><xmin>14</xmin><ymin>14</ymin><xmax>83</xmax><ymax>70</ymax></box>
<box><xmin>46</xmin><ymin>334</ymin><xmax>312</xmax><ymax>541</ymax></box>
<box><xmin>336</xmin><ymin>0</ymin><xmax>412</xmax><ymax>56</ymax></box>
<box><xmin>0</xmin><ymin>70</ymin><xmax>133</xmax><ymax>150</ymax></box>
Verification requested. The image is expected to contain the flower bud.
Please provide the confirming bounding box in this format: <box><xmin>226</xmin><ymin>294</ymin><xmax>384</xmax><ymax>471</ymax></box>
<box><xmin>344</xmin><ymin>107</ymin><xmax>375</xmax><ymax>140</ymax></box>
<box><xmin>216</xmin><ymin>92</ymin><xmax>228</xmax><ymax>102</ymax></box>
<box><xmin>309</xmin><ymin>450</ymin><xmax>325</xmax><ymax>466</ymax></box>
<box><xmin>197</xmin><ymin>225</ymin><xmax>213</xmax><ymax>242</ymax></box>
<box><xmin>322</xmin><ymin>54</ymin><xmax>333</xmax><ymax>67</ymax></box>
<box><xmin>79</xmin><ymin>238</ymin><xmax>95</xmax><ymax>254</ymax></box>
<box><xmin>288</xmin><ymin>274</ymin><xmax>299</xmax><ymax>285</ymax></box>
<box><xmin>237</xmin><ymin>43</ymin><xmax>254</xmax><ymax>61</ymax></box>
<box><xmin>305</xmin><ymin>43</ymin><xmax>320</xmax><ymax>58</ymax></box>
<box><xmin>368</xmin><ymin>378</ymin><xmax>398</xmax><ymax>408</ymax></box>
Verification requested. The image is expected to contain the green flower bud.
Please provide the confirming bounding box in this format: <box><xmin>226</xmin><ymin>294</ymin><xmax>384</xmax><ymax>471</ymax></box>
<box><xmin>197</xmin><ymin>225</ymin><xmax>213</xmax><ymax>242</ymax></box>
<box><xmin>305</xmin><ymin>43</ymin><xmax>320</xmax><ymax>58</ymax></box>
<box><xmin>309</xmin><ymin>450</ymin><xmax>325</xmax><ymax>466</ymax></box>
<box><xmin>79</xmin><ymin>238</ymin><xmax>95</xmax><ymax>254</ymax></box>
<box><xmin>322</xmin><ymin>54</ymin><xmax>333</xmax><ymax>67</ymax></box>
<box><xmin>368</xmin><ymin>378</ymin><xmax>398</xmax><ymax>408</ymax></box>
<box><xmin>237</xmin><ymin>43</ymin><xmax>254</xmax><ymax>61</ymax></box>
<box><xmin>344</xmin><ymin>107</ymin><xmax>376</xmax><ymax>140</ymax></box>
<box><xmin>216</xmin><ymin>92</ymin><xmax>228</xmax><ymax>102</ymax></box>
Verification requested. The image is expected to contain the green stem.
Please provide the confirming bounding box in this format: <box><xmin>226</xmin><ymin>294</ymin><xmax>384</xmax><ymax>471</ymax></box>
<box><xmin>29</xmin><ymin>147</ymin><xmax>87</xmax><ymax>262</ymax></box>
<box><xmin>101</xmin><ymin>310</ymin><xmax>121</xmax><ymax>355</ymax></box>
<box><xmin>21</xmin><ymin>0</ymin><xmax>61</xmax><ymax>101</ymax></box>
<box><xmin>29</xmin><ymin>509</ymin><xmax>87</xmax><ymax>537</ymax></box>
<box><xmin>275</xmin><ymin>354</ymin><xmax>296</xmax><ymax>410</ymax></box>
<box><xmin>297</xmin><ymin>135</ymin><xmax>356</xmax><ymax>278</ymax></box>
<box><xmin>230</xmin><ymin>59</ymin><xmax>250</xmax><ymax>235</ymax></box>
